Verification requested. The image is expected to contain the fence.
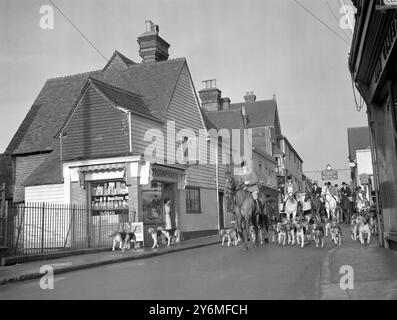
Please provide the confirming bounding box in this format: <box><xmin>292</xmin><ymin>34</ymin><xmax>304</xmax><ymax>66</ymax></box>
<box><xmin>3</xmin><ymin>201</ymin><xmax>130</xmax><ymax>256</ymax></box>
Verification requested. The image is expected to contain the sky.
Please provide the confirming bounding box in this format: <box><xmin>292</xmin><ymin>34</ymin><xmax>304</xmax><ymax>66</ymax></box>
<box><xmin>0</xmin><ymin>0</ymin><xmax>368</xmax><ymax>175</ymax></box>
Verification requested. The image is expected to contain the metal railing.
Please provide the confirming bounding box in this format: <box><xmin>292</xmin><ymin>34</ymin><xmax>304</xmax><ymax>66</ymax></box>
<box><xmin>3</xmin><ymin>201</ymin><xmax>129</xmax><ymax>256</ymax></box>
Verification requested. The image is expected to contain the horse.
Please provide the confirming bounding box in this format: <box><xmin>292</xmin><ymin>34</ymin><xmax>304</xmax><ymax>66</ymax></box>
<box><xmin>224</xmin><ymin>176</ymin><xmax>260</xmax><ymax>251</ymax></box>
<box><xmin>285</xmin><ymin>192</ymin><xmax>298</xmax><ymax>221</ymax></box>
<box><xmin>321</xmin><ymin>186</ymin><xmax>339</xmax><ymax>222</ymax></box>
<box><xmin>340</xmin><ymin>194</ymin><xmax>353</xmax><ymax>223</ymax></box>
<box><xmin>355</xmin><ymin>192</ymin><xmax>370</xmax><ymax>214</ymax></box>
<box><xmin>304</xmin><ymin>192</ymin><xmax>322</xmax><ymax>219</ymax></box>
<box><xmin>299</xmin><ymin>192</ymin><xmax>312</xmax><ymax>217</ymax></box>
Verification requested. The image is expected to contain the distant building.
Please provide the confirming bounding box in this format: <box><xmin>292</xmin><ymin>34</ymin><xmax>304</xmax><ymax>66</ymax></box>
<box><xmin>276</xmin><ymin>135</ymin><xmax>304</xmax><ymax>194</ymax></box>
<box><xmin>347</xmin><ymin>127</ymin><xmax>373</xmax><ymax>201</ymax></box>
<box><xmin>199</xmin><ymin>85</ymin><xmax>280</xmax><ymax>206</ymax></box>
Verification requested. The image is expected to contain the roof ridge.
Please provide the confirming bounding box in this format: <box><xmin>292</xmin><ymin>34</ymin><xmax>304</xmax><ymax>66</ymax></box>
<box><xmin>128</xmin><ymin>57</ymin><xmax>186</xmax><ymax>68</ymax></box>
<box><xmin>205</xmin><ymin>108</ymin><xmax>242</xmax><ymax>114</ymax></box>
<box><xmin>230</xmin><ymin>98</ymin><xmax>275</xmax><ymax>105</ymax></box>
<box><xmin>88</xmin><ymin>77</ymin><xmax>143</xmax><ymax>98</ymax></box>
<box><xmin>114</xmin><ymin>50</ymin><xmax>136</xmax><ymax>65</ymax></box>
<box><xmin>47</xmin><ymin>69</ymin><xmax>102</xmax><ymax>81</ymax></box>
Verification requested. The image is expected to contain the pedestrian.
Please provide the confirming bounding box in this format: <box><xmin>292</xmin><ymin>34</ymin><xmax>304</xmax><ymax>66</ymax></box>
<box><xmin>163</xmin><ymin>197</ymin><xmax>172</xmax><ymax>230</ymax></box>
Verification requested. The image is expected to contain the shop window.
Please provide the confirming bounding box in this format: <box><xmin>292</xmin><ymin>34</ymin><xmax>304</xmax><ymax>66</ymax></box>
<box><xmin>142</xmin><ymin>181</ymin><xmax>163</xmax><ymax>223</ymax></box>
<box><xmin>186</xmin><ymin>187</ymin><xmax>201</xmax><ymax>214</ymax></box>
<box><xmin>90</xmin><ymin>181</ymin><xmax>129</xmax><ymax>216</ymax></box>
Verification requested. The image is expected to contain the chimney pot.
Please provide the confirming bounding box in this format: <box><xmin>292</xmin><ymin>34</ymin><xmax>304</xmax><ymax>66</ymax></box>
<box><xmin>199</xmin><ymin>79</ymin><xmax>222</xmax><ymax>112</ymax></box>
<box><xmin>145</xmin><ymin>20</ymin><xmax>154</xmax><ymax>32</ymax></box>
<box><xmin>244</xmin><ymin>91</ymin><xmax>256</xmax><ymax>103</ymax></box>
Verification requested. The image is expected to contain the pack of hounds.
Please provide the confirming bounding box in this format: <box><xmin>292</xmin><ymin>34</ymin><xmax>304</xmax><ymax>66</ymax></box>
<box><xmin>219</xmin><ymin>210</ymin><xmax>377</xmax><ymax>249</ymax></box>
<box><xmin>108</xmin><ymin>224</ymin><xmax>181</xmax><ymax>251</ymax></box>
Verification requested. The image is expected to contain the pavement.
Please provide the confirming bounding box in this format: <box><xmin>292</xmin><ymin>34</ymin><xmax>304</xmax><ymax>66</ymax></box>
<box><xmin>0</xmin><ymin>235</ymin><xmax>220</xmax><ymax>286</ymax></box>
<box><xmin>319</xmin><ymin>227</ymin><xmax>397</xmax><ymax>299</ymax></box>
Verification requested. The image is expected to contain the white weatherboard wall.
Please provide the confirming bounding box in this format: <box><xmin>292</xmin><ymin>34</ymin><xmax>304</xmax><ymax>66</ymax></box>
<box><xmin>25</xmin><ymin>184</ymin><xmax>65</xmax><ymax>203</ymax></box>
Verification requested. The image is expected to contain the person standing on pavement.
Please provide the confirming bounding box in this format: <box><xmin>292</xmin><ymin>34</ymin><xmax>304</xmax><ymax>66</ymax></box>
<box><xmin>163</xmin><ymin>198</ymin><xmax>172</xmax><ymax>230</ymax></box>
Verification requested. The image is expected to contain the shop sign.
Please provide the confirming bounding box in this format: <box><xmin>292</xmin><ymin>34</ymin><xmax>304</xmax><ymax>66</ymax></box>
<box><xmin>321</xmin><ymin>164</ymin><xmax>338</xmax><ymax>181</ymax></box>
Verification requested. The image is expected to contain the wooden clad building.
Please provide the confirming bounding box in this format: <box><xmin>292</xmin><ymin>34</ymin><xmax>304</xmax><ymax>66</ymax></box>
<box><xmin>2</xmin><ymin>21</ymin><xmax>234</xmax><ymax>246</ymax></box>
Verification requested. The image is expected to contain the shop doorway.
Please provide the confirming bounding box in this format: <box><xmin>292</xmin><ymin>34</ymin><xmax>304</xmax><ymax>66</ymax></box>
<box><xmin>218</xmin><ymin>192</ymin><xmax>224</xmax><ymax>230</ymax></box>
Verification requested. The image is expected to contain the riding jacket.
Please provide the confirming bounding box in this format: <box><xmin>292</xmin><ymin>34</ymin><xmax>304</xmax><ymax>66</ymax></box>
<box><xmin>340</xmin><ymin>186</ymin><xmax>352</xmax><ymax>198</ymax></box>
<box><xmin>311</xmin><ymin>186</ymin><xmax>322</xmax><ymax>198</ymax></box>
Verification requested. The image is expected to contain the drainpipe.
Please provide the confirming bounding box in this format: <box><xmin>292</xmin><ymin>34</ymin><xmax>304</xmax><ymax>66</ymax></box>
<box><xmin>128</xmin><ymin>111</ymin><xmax>133</xmax><ymax>153</ymax></box>
<box><xmin>215</xmin><ymin>140</ymin><xmax>220</xmax><ymax>230</ymax></box>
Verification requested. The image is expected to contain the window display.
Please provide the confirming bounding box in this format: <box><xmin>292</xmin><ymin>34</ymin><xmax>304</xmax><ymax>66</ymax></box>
<box><xmin>90</xmin><ymin>181</ymin><xmax>129</xmax><ymax>216</ymax></box>
<box><xmin>142</xmin><ymin>181</ymin><xmax>163</xmax><ymax>223</ymax></box>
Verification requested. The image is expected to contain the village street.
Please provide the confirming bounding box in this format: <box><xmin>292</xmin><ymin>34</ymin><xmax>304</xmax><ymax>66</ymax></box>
<box><xmin>0</xmin><ymin>225</ymin><xmax>396</xmax><ymax>300</ymax></box>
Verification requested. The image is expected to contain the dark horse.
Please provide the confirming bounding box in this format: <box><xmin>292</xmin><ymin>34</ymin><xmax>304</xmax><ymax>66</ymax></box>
<box><xmin>304</xmin><ymin>192</ymin><xmax>322</xmax><ymax>220</ymax></box>
<box><xmin>224</xmin><ymin>176</ymin><xmax>264</xmax><ymax>251</ymax></box>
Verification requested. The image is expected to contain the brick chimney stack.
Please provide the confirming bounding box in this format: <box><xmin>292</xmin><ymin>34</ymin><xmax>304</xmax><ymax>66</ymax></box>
<box><xmin>199</xmin><ymin>79</ymin><xmax>222</xmax><ymax>112</ymax></box>
<box><xmin>244</xmin><ymin>91</ymin><xmax>256</xmax><ymax>103</ymax></box>
<box><xmin>137</xmin><ymin>20</ymin><xmax>170</xmax><ymax>63</ymax></box>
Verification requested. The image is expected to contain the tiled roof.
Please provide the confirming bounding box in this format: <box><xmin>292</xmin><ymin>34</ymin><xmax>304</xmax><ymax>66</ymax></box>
<box><xmin>10</xmin><ymin>56</ymin><xmax>186</xmax><ymax>155</ymax></box>
<box><xmin>89</xmin><ymin>78</ymin><xmax>161</xmax><ymax>123</ymax></box>
<box><xmin>11</xmin><ymin>70</ymin><xmax>102</xmax><ymax>155</ymax></box>
<box><xmin>347</xmin><ymin>126</ymin><xmax>370</xmax><ymax>161</ymax></box>
<box><xmin>4</xmin><ymin>104</ymin><xmax>42</xmax><ymax>154</ymax></box>
<box><xmin>229</xmin><ymin>99</ymin><xmax>277</xmax><ymax>128</ymax></box>
<box><xmin>23</xmin><ymin>144</ymin><xmax>62</xmax><ymax>187</ymax></box>
<box><xmin>203</xmin><ymin>108</ymin><xmax>243</xmax><ymax>130</ymax></box>
<box><xmin>0</xmin><ymin>154</ymin><xmax>13</xmax><ymax>199</ymax></box>
<box><xmin>93</xmin><ymin>57</ymin><xmax>186</xmax><ymax>119</ymax></box>
<box><xmin>102</xmin><ymin>50</ymin><xmax>137</xmax><ymax>71</ymax></box>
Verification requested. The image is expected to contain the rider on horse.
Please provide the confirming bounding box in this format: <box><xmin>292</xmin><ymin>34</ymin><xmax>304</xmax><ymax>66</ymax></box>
<box><xmin>311</xmin><ymin>182</ymin><xmax>322</xmax><ymax>198</ymax></box>
<box><xmin>282</xmin><ymin>176</ymin><xmax>298</xmax><ymax>213</ymax></box>
<box><xmin>240</xmin><ymin>160</ymin><xmax>261</xmax><ymax>214</ymax></box>
<box><xmin>326</xmin><ymin>182</ymin><xmax>339</xmax><ymax>202</ymax></box>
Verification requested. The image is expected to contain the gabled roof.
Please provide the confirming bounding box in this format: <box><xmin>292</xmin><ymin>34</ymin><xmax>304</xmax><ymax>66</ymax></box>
<box><xmin>229</xmin><ymin>99</ymin><xmax>279</xmax><ymax>129</ymax></box>
<box><xmin>102</xmin><ymin>50</ymin><xmax>137</xmax><ymax>71</ymax></box>
<box><xmin>11</xmin><ymin>70</ymin><xmax>102</xmax><ymax>155</ymax></box>
<box><xmin>89</xmin><ymin>78</ymin><xmax>162</xmax><ymax>122</ymax></box>
<box><xmin>279</xmin><ymin>134</ymin><xmax>303</xmax><ymax>163</ymax></box>
<box><xmin>347</xmin><ymin>126</ymin><xmax>370</xmax><ymax>162</ymax></box>
<box><xmin>93</xmin><ymin>57</ymin><xmax>186</xmax><ymax>119</ymax></box>
<box><xmin>10</xmin><ymin>55</ymin><xmax>187</xmax><ymax>155</ymax></box>
<box><xmin>4</xmin><ymin>104</ymin><xmax>42</xmax><ymax>154</ymax></box>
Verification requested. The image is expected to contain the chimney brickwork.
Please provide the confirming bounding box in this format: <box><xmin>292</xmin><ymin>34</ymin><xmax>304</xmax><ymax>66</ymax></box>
<box><xmin>137</xmin><ymin>20</ymin><xmax>170</xmax><ymax>63</ymax></box>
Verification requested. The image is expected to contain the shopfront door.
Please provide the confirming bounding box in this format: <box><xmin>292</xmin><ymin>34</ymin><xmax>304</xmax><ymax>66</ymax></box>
<box><xmin>219</xmin><ymin>192</ymin><xmax>224</xmax><ymax>229</ymax></box>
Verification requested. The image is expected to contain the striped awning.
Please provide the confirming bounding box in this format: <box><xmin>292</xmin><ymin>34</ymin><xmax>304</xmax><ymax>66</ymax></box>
<box><xmin>78</xmin><ymin>163</ymin><xmax>126</xmax><ymax>173</ymax></box>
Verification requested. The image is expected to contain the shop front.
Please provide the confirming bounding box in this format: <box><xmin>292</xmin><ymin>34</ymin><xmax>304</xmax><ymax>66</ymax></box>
<box><xmin>63</xmin><ymin>156</ymin><xmax>186</xmax><ymax>248</ymax></box>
